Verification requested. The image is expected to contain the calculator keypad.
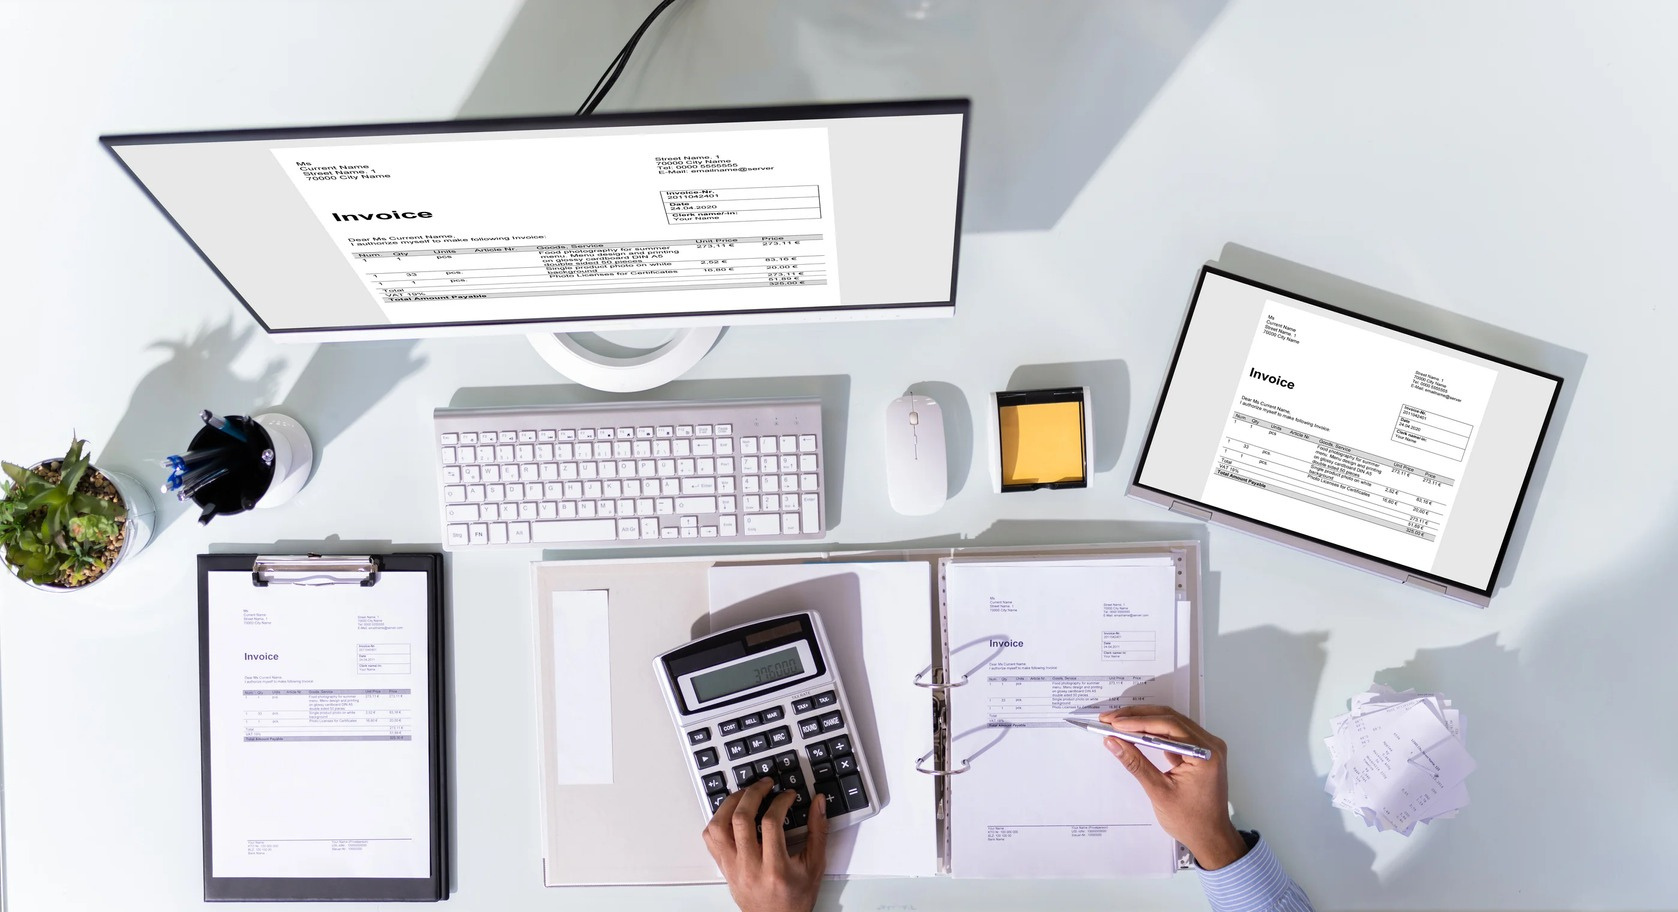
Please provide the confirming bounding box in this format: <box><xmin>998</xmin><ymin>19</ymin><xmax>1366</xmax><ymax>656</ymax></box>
<box><xmin>686</xmin><ymin>689</ymin><xmax>871</xmax><ymax>834</ymax></box>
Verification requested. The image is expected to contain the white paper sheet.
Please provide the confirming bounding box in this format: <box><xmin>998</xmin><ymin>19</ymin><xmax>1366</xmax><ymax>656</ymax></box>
<box><xmin>707</xmin><ymin>562</ymin><xmax>940</xmax><ymax>878</ymax></box>
<box><xmin>205</xmin><ymin>571</ymin><xmax>431</xmax><ymax>879</ymax></box>
<box><xmin>551</xmin><ymin>590</ymin><xmax>614</xmax><ymax>785</ymax></box>
<box><xmin>943</xmin><ymin>560</ymin><xmax>1185</xmax><ymax>878</ymax></box>
<box><xmin>1325</xmin><ymin>685</ymin><xmax>1474</xmax><ymax>834</ymax></box>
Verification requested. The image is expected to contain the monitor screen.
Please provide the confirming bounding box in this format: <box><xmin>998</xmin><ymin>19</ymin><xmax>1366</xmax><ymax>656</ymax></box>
<box><xmin>102</xmin><ymin>100</ymin><xmax>968</xmax><ymax>339</ymax></box>
<box><xmin>1132</xmin><ymin>267</ymin><xmax>1561</xmax><ymax>596</ymax></box>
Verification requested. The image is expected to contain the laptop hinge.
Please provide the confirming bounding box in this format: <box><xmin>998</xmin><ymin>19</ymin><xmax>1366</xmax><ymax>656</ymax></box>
<box><xmin>1168</xmin><ymin>501</ymin><xmax>1214</xmax><ymax>521</ymax></box>
<box><xmin>1402</xmin><ymin>575</ymin><xmax>1449</xmax><ymax>595</ymax></box>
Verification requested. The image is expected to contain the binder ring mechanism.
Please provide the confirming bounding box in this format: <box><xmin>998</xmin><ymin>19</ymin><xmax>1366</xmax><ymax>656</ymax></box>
<box><xmin>252</xmin><ymin>555</ymin><xmax>382</xmax><ymax>588</ymax></box>
<box><xmin>912</xmin><ymin>667</ymin><xmax>969</xmax><ymax>691</ymax></box>
<box><xmin>915</xmin><ymin>748</ymin><xmax>970</xmax><ymax>777</ymax></box>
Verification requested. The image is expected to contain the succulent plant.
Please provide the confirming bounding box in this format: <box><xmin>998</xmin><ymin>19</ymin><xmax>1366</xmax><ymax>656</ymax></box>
<box><xmin>0</xmin><ymin>438</ymin><xmax>127</xmax><ymax>587</ymax></box>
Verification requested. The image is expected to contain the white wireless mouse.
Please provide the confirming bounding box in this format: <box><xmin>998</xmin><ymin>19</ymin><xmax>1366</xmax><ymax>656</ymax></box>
<box><xmin>885</xmin><ymin>395</ymin><xmax>947</xmax><ymax>516</ymax></box>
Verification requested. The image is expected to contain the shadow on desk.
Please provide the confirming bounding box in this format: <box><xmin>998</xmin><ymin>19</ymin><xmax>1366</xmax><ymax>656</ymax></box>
<box><xmin>1368</xmin><ymin>502</ymin><xmax>1678</xmax><ymax>909</ymax></box>
<box><xmin>451</xmin><ymin>373</ymin><xmax>851</xmax><ymax>526</ymax></box>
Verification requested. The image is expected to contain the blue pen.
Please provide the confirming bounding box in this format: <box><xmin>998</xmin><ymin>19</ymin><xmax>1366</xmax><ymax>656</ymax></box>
<box><xmin>200</xmin><ymin>410</ymin><xmax>248</xmax><ymax>443</ymax></box>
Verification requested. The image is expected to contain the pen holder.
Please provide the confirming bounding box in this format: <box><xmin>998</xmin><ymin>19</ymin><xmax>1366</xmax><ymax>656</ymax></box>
<box><xmin>184</xmin><ymin>413</ymin><xmax>313</xmax><ymax>522</ymax></box>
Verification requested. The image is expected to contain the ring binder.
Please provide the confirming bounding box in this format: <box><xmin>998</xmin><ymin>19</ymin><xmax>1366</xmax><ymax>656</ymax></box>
<box><xmin>251</xmin><ymin>554</ymin><xmax>381</xmax><ymax>587</ymax></box>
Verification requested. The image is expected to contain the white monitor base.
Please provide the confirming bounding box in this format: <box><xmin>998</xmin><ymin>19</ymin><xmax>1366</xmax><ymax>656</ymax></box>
<box><xmin>526</xmin><ymin>326</ymin><xmax>724</xmax><ymax>393</ymax></box>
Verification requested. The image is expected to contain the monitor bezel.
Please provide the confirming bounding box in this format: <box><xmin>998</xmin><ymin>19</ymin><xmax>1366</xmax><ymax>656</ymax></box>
<box><xmin>100</xmin><ymin>98</ymin><xmax>970</xmax><ymax>340</ymax></box>
<box><xmin>1128</xmin><ymin>264</ymin><xmax>1563</xmax><ymax>600</ymax></box>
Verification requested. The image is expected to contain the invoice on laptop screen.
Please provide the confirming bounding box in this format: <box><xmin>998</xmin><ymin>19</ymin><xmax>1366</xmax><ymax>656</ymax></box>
<box><xmin>1132</xmin><ymin>268</ymin><xmax>1560</xmax><ymax>597</ymax></box>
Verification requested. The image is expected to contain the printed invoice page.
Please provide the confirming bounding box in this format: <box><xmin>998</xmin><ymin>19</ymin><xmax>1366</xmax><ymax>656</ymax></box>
<box><xmin>205</xmin><ymin>572</ymin><xmax>432</xmax><ymax>878</ymax></box>
<box><xmin>944</xmin><ymin>558</ymin><xmax>1188</xmax><ymax>878</ymax></box>
<box><xmin>1134</xmin><ymin>268</ymin><xmax>1559</xmax><ymax>596</ymax></box>
<box><xmin>102</xmin><ymin>106</ymin><xmax>965</xmax><ymax>334</ymax></box>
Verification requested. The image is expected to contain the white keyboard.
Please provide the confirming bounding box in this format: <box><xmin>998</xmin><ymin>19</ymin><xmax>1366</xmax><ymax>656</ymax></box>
<box><xmin>432</xmin><ymin>398</ymin><xmax>827</xmax><ymax>549</ymax></box>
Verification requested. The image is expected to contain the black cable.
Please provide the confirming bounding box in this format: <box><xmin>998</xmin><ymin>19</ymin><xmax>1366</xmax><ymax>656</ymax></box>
<box><xmin>576</xmin><ymin>0</ymin><xmax>686</xmax><ymax>115</ymax></box>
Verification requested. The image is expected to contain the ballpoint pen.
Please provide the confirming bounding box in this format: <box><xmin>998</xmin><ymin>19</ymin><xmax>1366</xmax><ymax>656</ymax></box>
<box><xmin>1063</xmin><ymin>716</ymin><xmax>1214</xmax><ymax>761</ymax></box>
<box><xmin>200</xmin><ymin>409</ymin><xmax>248</xmax><ymax>443</ymax></box>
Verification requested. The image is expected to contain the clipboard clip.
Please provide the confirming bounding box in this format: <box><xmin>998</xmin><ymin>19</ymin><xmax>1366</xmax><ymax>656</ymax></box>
<box><xmin>251</xmin><ymin>554</ymin><xmax>382</xmax><ymax>588</ymax></box>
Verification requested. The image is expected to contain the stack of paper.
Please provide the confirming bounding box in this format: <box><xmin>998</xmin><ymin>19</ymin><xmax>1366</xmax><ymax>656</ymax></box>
<box><xmin>1324</xmin><ymin>684</ymin><xmax>1474</xmax><ymax>835</ymax></box>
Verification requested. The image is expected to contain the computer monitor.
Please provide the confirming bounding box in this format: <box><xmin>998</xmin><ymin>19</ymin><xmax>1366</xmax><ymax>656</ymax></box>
<box><xmin>102</xmin><ymin>99</ymin><xmax>970</xmax><ymax>390</ymax></box>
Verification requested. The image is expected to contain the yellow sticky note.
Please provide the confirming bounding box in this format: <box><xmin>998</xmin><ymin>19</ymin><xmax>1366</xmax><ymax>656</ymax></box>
<box><xmin>999</xmin><ymin>401</ymin><xmax>1085</xmax><ymax>485</ymax></box>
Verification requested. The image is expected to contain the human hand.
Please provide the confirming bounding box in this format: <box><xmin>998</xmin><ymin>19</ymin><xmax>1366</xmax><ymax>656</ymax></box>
<box><xmin>702</xmin><ymin>777</ymin><xmax>831</xmax><ymax>912</ymax></box>
<box><xmin>1099</xmin><ymin>705</ymin><xmax>1248</xmax><ymax>870</ymax></box>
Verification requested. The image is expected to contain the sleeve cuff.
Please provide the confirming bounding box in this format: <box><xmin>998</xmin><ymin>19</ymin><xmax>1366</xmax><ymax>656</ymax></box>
<box><xmin>1196</xmin><ymin>832</ymin><xmax>1291</xmax><ymax>908</ymax></box>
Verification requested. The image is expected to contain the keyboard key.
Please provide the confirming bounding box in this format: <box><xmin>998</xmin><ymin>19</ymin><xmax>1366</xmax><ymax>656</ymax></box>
<box><xmin>815</xmin><ymin>778</ymin><xmax>845</xmax><ymax>813</ymax></box>
<box><xmin>717</xmin><ymin>437</ymin><xmax>734</xmax><ymax>455</ymax></box>
<box><xmin>447</xmin><ymin>524</ymin><xmax>468</xmax><ymax>546</ymax></box>
<box><xmin>799</xmin><ymin>718</ymin><xmax>822</xmax><ymax>739</ymax></box>
<box><xmin>779</xmin><ymin>435</ymin><xmax>797</xmax><ymax>453</ymax></box>
<box><xmin>641</xmin><ymin>518</ymin><xmax>660</xmax><ymax>539</ymax></box>
<box><xmin>779</xmin><ymin>768</ymin><xmax>806</xmax><ymax>791</ymax></box>
<box><xmin>818</xmin><ymin>711</ymin><xmax>844</xmax><ymax>732</ymax></box>
<box><xmin>719</xmin><ymin>719</ymin><xmax>742</xmax><ymax>736</ymax></box>
<box><xmin>733</xmin><ymin>763</ymin><xmax>755</xmax><ymax>786</ymax></box>
<box><xmin>693</xmin><ymin>438</ymin><xmax>713</xmax><ymax>456</ymax></box>
<box><xmin>617</xmin><ymin>518</ymin><xmax>639</xmax><ymax>540</ymax></box>
<box><xmin>657</xmin><ymin>426</ymin><xmax>673</xmax><ymax>438</ymax></box>
<box><xmin>720</xmin><ymin>516</ymin><xmax>737</xmax><ymax>536</ymax></box>
<box><xmin>577</xmin><ymin>501</ymin><xmax>596</xmax><ymax>518</ymax></box>
<box><xmin>799</xmin><ymin>434</ymin><xmax>817</xmax><ymax>452</ymax></box>
<box><xmin>746</xmin><ymin>733</ymin><xmax>770</xmax><ymax>754</ymax></box>
<box><xmin>661</xmin><ymin>527</ymin><xmax>678</xmax><ymax>539</ymax></box>
<box><xmin>719</xmin><ymin>495</ymin><xmax>736</xmax><ymax>512</ymax></box>
<box><xmin>744</xmin><ymin>514</ymin><xmax>781</xmax><ymax>536</ymax></box>
<box><xmin>780</xmin><ymin>455</ymin><xmax>798</xmax><ymax>474</ymax></box>
<box><xmin>710</xmin><ymin>792</ymin><xmax>730</xmax><ymax>812</ymax></box>
<box><xmin>801</xmin><ymin>495</ymin><xmax>820</xmax><ymax>533</ymax></box>
<box><xmin>774</xmin><ymin>750</ymin><xmax>799</xmax><ymax>772</ymax></box>
<box><xmin>741</xmin><ymin>476</ymin><xmax>759</xmax><ymax>494</ymax></box>
<box><xmin>813</xmin><ymin>691</ymin><xmax>837</xmax><ymax>708</ymax></box>
<box><xmin>499</xmin><ymin>431</ymin><xmax>518</xmax><ymax>443</ymax></box>
<box><xmin>726</xmin><ymin>740</ymin><xmax>749</xmax><ymax>761</ymax></box>
<box><xmin>689</xmin><ymin>728</ymin><xmax>712</xmax><ymax>745</ymax></box>
<box><xmin>838</xmin><ymin>775</ymin><xmax>869</xmax><ymax>812</ymax></box>
<box><xmin>811</xmin><ymin>761</ymin><xmax>835</xmax><ymax>781</ymax></box>
<box><xmin>440</xmin><ymin>432</ymin><xmax>459</xmax><ymax>445</ymax></box>
<box><xmin>679</xmin><ymin>515</ymin><xmax>697</xmax><ymax>530</ymax></box>
<box><xmin>786</xmin><ymin>803</ymin><xmax>809</xmax><ymax>830</ymax></box>
<box><xmin>702</xmin><ymin>771</ymin><xmax>726</xmax><ymax>793</ymax></box>
<box><xmin>441</xmin><ymin>446</ymin><xmax>457</xmax><ymax>464</ymax></box>
<box><xmin>761</xmin><ymin>475</ymin><xmax>779</xmax><ymax>493</ymax></box>
<box><xmin>827</xmin><ymin>734</ymin><xmax>852</xmax><ymax>757</ymax></box>
<box><xmin>753</xmin><ymin>757</ymin><xmax>776</xmax><ymax>777</ymax></box>
<box><xmin>767</xmin><ymin>726</ymin><xmax>792</xmax><ymax>748</ymax></box>
<box><xmin>701</xmin><ymin>526</ymin><xmax>717</xmax><ymax>538</ymax></box>
<box><xmin>458</xmin><ymin>432</ymin><xmax>478</xmax><ymax>445</ymax></box>
<box><xmin>781</xmin><ymin>494</ymin><xmax>799</xmax><ymax>512</ymax></box>
<box><xmin>673</xmin><ymin>439</ymin><xmax>691</xmax><ymax>457</ymax></box>
<box><xmin>675</xmin><ymin>496</ymin><xmax>716</xmax><ymax>514</ymax></box>
<box><xmin>800</xmin><ymin>473</ymin><xmax>819</xmax><ymax>492</ymax></box>
<box><xmin>763</xmin><ymin>706</ymin><xmax>785</xmax><ymax>722</ymax></box>
<box><xmin>782</xmin><ymin>513</ymin><xmax>799</xmax><ymax>536</ymax></box>
<box><xmin>538</xmin><ymin>429</ymin><xmax>556</xmax><ymax>442</ymax></box>
<box><xmin>792</xmin><ymin>697</ymin><xmax>815</xmax><ymax>714</ymax></box>
<box><xmin>443</xmin><ymin>485</ymin><xmax>465</xmax><ymax>503</ymax></box>
<box><xmin>489</xmin><ymin>523</ymin><xmax>508</xmax><ymax>544</ymax></box>
<box><xmin>558</xmin><ymin>501</ymin><xmax>577</xmax><ymax>518</ymax></box>
<box><xmin>759</xmin><ymin>436</ymin><xmax>777</xmax><ymax>454</ymax></box>
<box><xmin>681</xmin><ymin>476</ymin><xmax>715</xmax><ymax>495</ymax></box>
<box><xmin>806</xmin><ymin>741</ymin><xmax>830</xmax><ymax>763</ymax></box>
<box><xmin>509</xmin><ymin>522</ymin><xmax>531</xmax><ymax>544</ymax></box>
<box><xmin>531</xmin><ymin>519</ymin><xmax>617</xmax><ymax>543</ymax></box>
<box><xmin>833</xmin><ymin>754</ymin><xmax>858</xmax><ymax>776</ymax></box>
<box><xmin>694</xmin><ymin>748</ymin><xmax>719</xmax><ymax>769</ymax></box>
<box><xmin>739</xmin><ymin>713</ymin><xmax>763</xmax><ymax>729</ymax></box>
<box><xmin>445</xmin><ymin>504</ymin><xmax>480</xmax><ymax>522</ymax></box>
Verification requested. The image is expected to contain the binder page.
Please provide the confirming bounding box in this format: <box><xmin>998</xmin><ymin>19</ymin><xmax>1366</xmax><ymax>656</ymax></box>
<box><xmin>945</xmin><ymin>560</ymin><xmax>1184</xmax><ymax>878</ymax></box>
<box><xmin>708</xmin><ymin>562</ymin><xmax>939</xmax><ymax>878</ymax></box>
<box><xmin>271</xmin><ymin>127</ymin><xmax>841</xmax><ymax>325</ymax></box>
<box><xmin>205</xmin><ymin>571</ymin><xmax>431</xmax><ymax>879</ymax></box>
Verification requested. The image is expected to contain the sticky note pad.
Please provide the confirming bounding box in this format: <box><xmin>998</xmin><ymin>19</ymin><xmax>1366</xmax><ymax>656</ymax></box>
<box><xmin>999</xmin><ymin>400</ymin><xmax>1085</xmax><ymax>486</ymax></box>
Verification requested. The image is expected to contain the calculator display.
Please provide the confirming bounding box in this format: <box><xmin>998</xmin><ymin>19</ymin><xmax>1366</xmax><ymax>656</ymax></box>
<box><xmin>691</xmin><ymin>646</ymin><xmax>805</xmax><ymax>703</ymax></box>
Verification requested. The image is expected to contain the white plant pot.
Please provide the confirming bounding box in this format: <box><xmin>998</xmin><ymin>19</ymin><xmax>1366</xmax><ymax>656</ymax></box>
<box><xmin>5</xmin><ymin>461</ymin><xmax>155</xmax><ymax>593</ymax></box>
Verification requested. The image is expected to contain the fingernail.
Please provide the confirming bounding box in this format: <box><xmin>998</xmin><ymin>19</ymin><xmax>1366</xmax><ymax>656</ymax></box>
<box><xmin>815</xmin><ymin>794</ymin><xmax>827</xmax><ymax>817</ymax></box>
<box><xmin>1104</xmin><ymin>736</ymin><xmax>1122</xmax><ymax>755</ymax></box>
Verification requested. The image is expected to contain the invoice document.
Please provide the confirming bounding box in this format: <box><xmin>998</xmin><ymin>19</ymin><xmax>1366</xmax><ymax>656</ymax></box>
<box><xmin>1203</xmin><ymin>300</ymin><xmax>1498</xmax><ymax>570</ymax></box>
<box><xmin>944</xmin><ymin>558</ymin><xmax>1187</xmax><ymax>878</ymax></box>
<box><xmin>272</xmin><ymin>127</ymin><xmax>841</xmax><ymax>325</ymax></box>
<box><xmin>205</xmin><ymin>572</ymin><xmax>432</xmax><ymax>878</ymax></box>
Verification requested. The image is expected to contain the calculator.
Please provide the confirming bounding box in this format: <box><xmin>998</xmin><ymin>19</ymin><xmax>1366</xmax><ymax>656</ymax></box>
<box><xmin>655</xmin><ymin>612</ymin><xmax>881</xmax><ymax>840</ymax></box>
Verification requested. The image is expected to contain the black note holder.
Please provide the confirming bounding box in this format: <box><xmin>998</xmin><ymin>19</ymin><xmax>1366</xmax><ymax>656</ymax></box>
<box><xmin>196</xmin><ymin>553</ymin><xmax>448</xmax><ymax>902</ymax></box>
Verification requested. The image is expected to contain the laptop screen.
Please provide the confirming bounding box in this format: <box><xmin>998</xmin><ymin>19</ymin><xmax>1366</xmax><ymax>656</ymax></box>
<box><xmin>1132</xmin><ymin>267</ymin><xmax>1560</xmax><ymax>596</ymax></box>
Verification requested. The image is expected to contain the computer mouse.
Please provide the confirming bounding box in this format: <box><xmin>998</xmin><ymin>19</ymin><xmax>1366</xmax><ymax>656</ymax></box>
<box><xmin>885</xmin><ymin>395</ymin><xmax>947</xmax><ymax>516</ymax></box>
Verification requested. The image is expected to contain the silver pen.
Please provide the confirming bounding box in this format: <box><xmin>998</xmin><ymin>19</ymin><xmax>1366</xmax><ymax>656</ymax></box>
<box><xmin>1063</xmin><ymin>716</ymin><xmax>1213</xmax><ymax>760</ymax></box>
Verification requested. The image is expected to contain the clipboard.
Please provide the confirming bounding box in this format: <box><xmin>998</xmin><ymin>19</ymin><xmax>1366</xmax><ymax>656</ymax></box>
<box><xmin>196</xmin><ymin>553</ymin><xmax>449</xmax><ymax>902</ymax></box>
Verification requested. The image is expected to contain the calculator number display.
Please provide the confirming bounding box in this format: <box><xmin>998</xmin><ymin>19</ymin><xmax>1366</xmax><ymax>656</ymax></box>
<box><xmin>677</xmin><ymin>639</ymin><xmax>819</xmax><ymax>712</ymax></box>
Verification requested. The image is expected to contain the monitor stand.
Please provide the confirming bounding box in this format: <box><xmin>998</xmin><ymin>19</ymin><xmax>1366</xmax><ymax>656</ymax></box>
<box><xmin>526</xmin><ymin>326</ymin><xmax>723</xmax><ymax>393</ymax></box>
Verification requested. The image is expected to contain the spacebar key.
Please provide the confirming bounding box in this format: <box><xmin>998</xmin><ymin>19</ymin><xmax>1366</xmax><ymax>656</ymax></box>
<box><xmin>531</xmin><ymin>519</ymin><xmax>618</xmax><ymax>543</ymax></box>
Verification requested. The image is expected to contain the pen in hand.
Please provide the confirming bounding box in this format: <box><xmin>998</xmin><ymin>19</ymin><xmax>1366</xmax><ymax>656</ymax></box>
<box><xmin>1063</xmin><ymin>716</ymin><xmax>1214</xmax><ymax>760</ymax></box>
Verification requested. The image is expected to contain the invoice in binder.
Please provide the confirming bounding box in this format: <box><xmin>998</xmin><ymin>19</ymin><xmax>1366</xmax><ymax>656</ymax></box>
<box><xmin>942</xmin><ymin>557</ymin><xmax>1193</xmax><ymax>878</ymax></box>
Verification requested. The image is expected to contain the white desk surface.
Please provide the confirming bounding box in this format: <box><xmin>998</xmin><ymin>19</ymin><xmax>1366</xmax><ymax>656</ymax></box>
<box><xmin>2</xmin><ymin>2</ymin><xmax>1675</xmax><ymax>910</ymax></box>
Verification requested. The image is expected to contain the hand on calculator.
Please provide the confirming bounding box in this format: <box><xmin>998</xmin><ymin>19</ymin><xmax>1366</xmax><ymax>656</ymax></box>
<box><xmin>704</xmin><ymin>778</ymin><xmax>830</xmax><ymax>912</ymax></box>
